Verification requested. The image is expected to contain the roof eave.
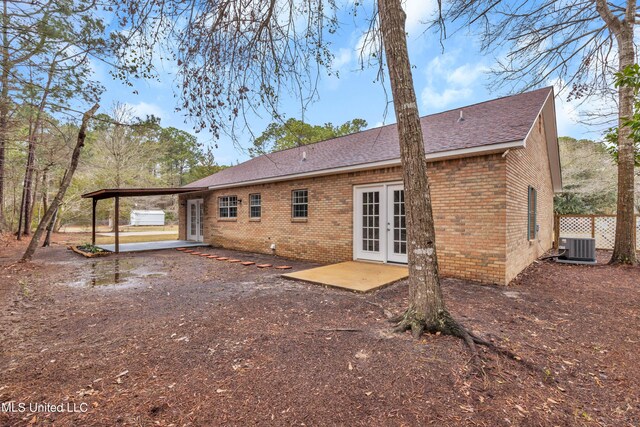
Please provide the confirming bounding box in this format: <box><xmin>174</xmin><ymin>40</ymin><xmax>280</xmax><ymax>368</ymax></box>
<box><xmin>203</xmin><ymin>140</ymin><xmax>525</xmax><ymax>191</ymax></box>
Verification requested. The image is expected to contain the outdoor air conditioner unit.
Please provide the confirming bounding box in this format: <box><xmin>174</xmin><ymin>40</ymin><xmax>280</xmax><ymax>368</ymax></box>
<box><xmin>557</xmin><ymin>237</ymin><xmax>597</xmax><ymax>264</ymax></box>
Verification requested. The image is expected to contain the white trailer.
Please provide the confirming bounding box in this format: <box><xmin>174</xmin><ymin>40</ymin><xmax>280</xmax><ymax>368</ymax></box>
<box><xmin>129</xmin><ymin>210</ymin><xmax>165</xmax><ymax>226</ymax></box>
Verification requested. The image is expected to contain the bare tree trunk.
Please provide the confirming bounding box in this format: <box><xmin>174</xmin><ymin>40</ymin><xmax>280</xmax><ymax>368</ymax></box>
<box><xmin>41</xmin><ymin>167</ymin><xmax>49</xmax><ymax>213</ymax></box>
<box><xmin>42</xmin><ymin>206</ymin><xmax>57</xmax><ymax>247</ymax></box>
<box><xmin>0</xmin><ymin>0</ymin><xmax>9</xmax><ymax>232</ymax></box>
<box><xmin>611</xmin><ymin>22</ymin><xmax>638</xmax><ymax>263</ymax></box>
<box><xmin>20</xmin><ymin>61</ymin><xmax>55</xmax><ymax>238</ymax></box>
<box><xmin>16</xmin><ymin>96</ymin><xmax>35</xmax><ymax>239</ymax></box>
<box><xmin>10</xmin><ymin>177</ymin><xmax>15</xmax><ymax>229</ymax></box>
<box><xmin>377</xmin><ymin>0</ymin><xmax>476</xmax><ymax>343</ymax></box>
<box><xmin>53</xmin><ymin>207</ymin><xmax>63</xmax><ymax>232</ymax></box>
<box><xmin>21</xmin><ymin>103</ymin><xmax>99</xmax><ymax>262</ymax></box>
<box><xmin>595</xmin><ymin>0</ymin><xmax>637</xmax><ymax>264</ymax></box>
<box><xmin>373</xmin><ymin>0</ymin><xmax>508</xmax><ymax>360</ymax></box>
<box><xmin>28</xmin><ymin>168</ymin><xmax>40</xmax><ymax>232</ymax></box>
<box><xmin>20</xmin><ymin>139</ymin><xmax>36</xmax><ymax>237</ymax></box>
<box><xmin>16</xmin><ymin>179</ymin><xmax>25</xmax><ymax>239</ymax></box>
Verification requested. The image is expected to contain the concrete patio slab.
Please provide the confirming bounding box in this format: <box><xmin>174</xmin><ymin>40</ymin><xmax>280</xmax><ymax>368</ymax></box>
<box><xmin>283</xmin><ymin>261</ymin><xmax>408</xmax><ymax>293</ymax></box>
<box><xmin>97</xmin><ymin>230</ymin><xmax>177</xmax><ymax>237</ymax></box>
<box><xmin>97</xmin><ymin>240</ymin><xmax>209</xmax><ymax>253</ymax></box>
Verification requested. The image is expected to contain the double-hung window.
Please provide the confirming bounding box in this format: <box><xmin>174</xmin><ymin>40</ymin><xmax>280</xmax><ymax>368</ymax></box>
<box><xmin>219</xmin><ymin>195</ymin><xmax>238</xmax><ymax>219</ymax></box>
<box><xmin>291</xmin><ymin>189</ymin><xmax>308</xmax><ymax>219</ymax></box>
<box><xmin>249</xmin><ymin>193</ymin><xmax>261</xmax><ymax>219</ymax></box>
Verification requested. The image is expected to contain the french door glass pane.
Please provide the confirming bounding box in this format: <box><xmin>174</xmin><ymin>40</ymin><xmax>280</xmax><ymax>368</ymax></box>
<box><xmin>190</xmin><ymin>204</ymin><xmax>196</xmax><ymax>235</ymax></box>
<box><xmin>199</xmin><ymin>203</ymin><xmax>204</xmax><ymax>236</ymax></box>
<box><xmin>393</xmin><ymin>190</ymin><xmax>406</xmax><ymax>255</ymax></box>
<box><xmin>362</xmin><ymin>191</ymin><xmax>380</xmax><ymax>252</ymax></box>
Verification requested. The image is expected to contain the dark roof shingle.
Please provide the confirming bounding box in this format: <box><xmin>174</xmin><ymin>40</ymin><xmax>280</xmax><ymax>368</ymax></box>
<box><xmin>186</xmin><ymin>87</ymin><xmax>552</xmax><ymax>189</ymax></box>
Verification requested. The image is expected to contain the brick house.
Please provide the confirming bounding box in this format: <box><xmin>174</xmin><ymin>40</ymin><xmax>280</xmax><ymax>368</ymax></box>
<box><xmin>179</xmin><ymin>87</ymin><xmax>561</xmax><ymax>285</ymax></box>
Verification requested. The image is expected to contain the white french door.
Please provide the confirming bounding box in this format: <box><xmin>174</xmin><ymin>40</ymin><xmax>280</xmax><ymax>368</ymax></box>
<box><xmin>386</xmin><ymin>184</ymin><xmax>407</xmax><ymax>263</ymax></box>
<box><xmin>187</xmin><ymin>199</ymin><xmax>204</xmax><ymax>242</ymax></box>
<box><xmin>354</xmin><ymin>183</ymin><xmax>407</xmax><ymax>264</ymax></box>
<box><xmin>355</xmin><ymin>187</ymin><xmax>384</xmax><ymax>261</ymax></box>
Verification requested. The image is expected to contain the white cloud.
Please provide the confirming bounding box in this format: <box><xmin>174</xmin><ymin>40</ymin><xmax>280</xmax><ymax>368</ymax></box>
<box><xmin>325</xmin><ymin>47</ymin><xmax>355</xmax><ymax>90</ymax></box>
<box><xmin>402</xmin><ymin>0</ymin><xmax>439</xmax><ymax>34</ymax></box>
<box><xmin>424</xmin><ymin>54</ymin><xmax>456</xmax><ymax>77</ymax></box>
<box><xmin>420</xmin><ymin>52</ymin><xmax>489</xmax><ymax>111</ymax></box>
<box><xmin>554</xmin><ymin>97</ymin><xmax>580</xmax><ymax>137</ymax></box>
<box><xmin>124</xmin><ymin>101</ymin><xmax>166</xmax><ymax>120</ymax></box>
<box><xmin>355</xmin><ymin>25</ymin><xmax>381</xmax><ymax>62</ymax></box>
<box><xmin>421</xmin><ymin>87</ymin><xmax>473</xmax><ymax>110</ymax></box>
<box><xmin>333</xmin><ymin>47</ymin><xmax>353</xmax><ymax>70</ymax></box>
<box><xmin>447</xmin><ymin>63</ymin><xmax>489</xmax><ymax>87</ymax></box>
<box><xmin>550</xmin><ymin>78</ymin><xmax>579</xmax><ymax>137</ymax></box>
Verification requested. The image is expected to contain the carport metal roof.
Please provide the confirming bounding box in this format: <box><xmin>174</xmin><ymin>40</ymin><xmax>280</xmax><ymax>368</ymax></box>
<box><xmin>82</xmin><ymin>187</ymin><xmax>207</xmax><ymax>201</ymax></box>
<box><xmin>81</xmin><ymin>187</ymin><xmax>208</xmax><ymax>253</ymax></box>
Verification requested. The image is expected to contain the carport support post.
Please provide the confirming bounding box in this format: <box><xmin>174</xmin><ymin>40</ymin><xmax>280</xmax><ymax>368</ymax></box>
<box><xmin>114</xmin><ymin>196</ymin><xmax>120</xmax><ymax>254</ymax></box>
<box><xmin>91</xmin><ymin>199</ymin><xmax>97</xmax><ymax>246</ymax></box>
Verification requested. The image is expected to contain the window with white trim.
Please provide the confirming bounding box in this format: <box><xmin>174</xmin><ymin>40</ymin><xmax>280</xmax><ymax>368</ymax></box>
<box><xmin>249</xmin><ymin>193</ymin><xmax>261</xmax><ymax>218</ymax></box>
<box><xmin>291</xmin><ymin>189</ymin><xmax>308</xmax><ymax>218</ymax></box>
<box><xmin>219</xmin><ymin>195</ymin><xmax>238</xmax><ymax>218</ymax></box>
<box><xmin>527</xmin><ymin>186</ymin><xmax>537</xmax><ymax>240</ymax></box>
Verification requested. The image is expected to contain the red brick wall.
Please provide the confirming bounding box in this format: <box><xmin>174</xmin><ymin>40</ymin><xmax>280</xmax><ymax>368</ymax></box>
<box><xmin>180</xmin><ymin>154</ymin><xmax>511</xmax><ymax>284</ymax></box>
<box><xmin>505</xmin><ymin>114</ymin><xmax>555</xmax><ymax>282</ymax></box>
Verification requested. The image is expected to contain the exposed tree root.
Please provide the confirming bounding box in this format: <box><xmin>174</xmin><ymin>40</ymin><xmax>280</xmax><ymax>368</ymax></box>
<box><xmin>608</xmin><ymin>254</ymin><xmax>638</xmax><ymax>266</ymax></box>
<box><xmin>391</xmin><ymin>307</ymin><xmax>524</xmax><ymax>366</ymax></box>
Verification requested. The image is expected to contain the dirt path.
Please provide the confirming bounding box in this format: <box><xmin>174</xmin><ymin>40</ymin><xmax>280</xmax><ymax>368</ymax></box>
<box><xmin>1</xmin><ymin>236</ymin><xmax>639</xmax><ymax>426</ymax></box>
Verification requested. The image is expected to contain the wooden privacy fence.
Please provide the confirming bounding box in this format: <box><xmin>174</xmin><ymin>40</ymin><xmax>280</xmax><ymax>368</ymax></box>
<box><xmin>554</xmin><ymin>214</ymin><xmax>640</xmax><ymax>250</ymax></box>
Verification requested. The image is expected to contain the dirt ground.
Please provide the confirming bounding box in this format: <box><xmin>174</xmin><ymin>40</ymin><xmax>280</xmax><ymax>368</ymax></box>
<box><xmin>1</xmin><ymin>233</ymin><xmax>639</xmax><ymax>426</ymax></box>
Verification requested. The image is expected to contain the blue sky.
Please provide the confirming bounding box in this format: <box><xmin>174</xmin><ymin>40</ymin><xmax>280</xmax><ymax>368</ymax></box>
<box><xmin>92</xmin><ymin>0</ymin><xmax>602</xmax><ymax>166</ymax></box>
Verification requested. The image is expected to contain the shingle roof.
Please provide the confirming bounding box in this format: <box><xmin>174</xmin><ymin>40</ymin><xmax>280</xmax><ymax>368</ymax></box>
<box><xmin>186</xmin><ymin>87</ymin><xmax>553</xmax><ymax>189</ymax></box>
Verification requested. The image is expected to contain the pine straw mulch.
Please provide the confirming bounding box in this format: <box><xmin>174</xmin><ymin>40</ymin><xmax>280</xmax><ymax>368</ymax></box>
<box><xmin>0</xmin><ymin>236</ymin><xmax>639</xmax><ymax>426</ymax></box>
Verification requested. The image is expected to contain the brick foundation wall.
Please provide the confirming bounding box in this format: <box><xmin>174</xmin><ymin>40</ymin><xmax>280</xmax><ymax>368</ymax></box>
<box><xmin>505</xmin><ymin>114</ymin><xmax>555</xmax><ymax>282</ymax></box>
<box><xmin>180</xmin><ymin>154</ymin><xmax>511</xmax><ymax>284</ymax></box>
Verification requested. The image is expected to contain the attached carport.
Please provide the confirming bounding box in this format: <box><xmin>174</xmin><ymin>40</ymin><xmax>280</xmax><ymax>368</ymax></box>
<box><xmin>81</xmin><ymin>187</ymin><xmax>207</xmax><ymax>253</ymax></box>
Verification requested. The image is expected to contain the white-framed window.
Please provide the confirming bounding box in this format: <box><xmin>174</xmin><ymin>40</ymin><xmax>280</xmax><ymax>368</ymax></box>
<box><xmin>527</xmin><ymin>186</ymin><xmax>537</xmax><ymax>240</ymax></box>
<box><xmin>249</xmin><ymin>193</ymin><xmax>261</xmax><ymax>218</ymax></box>
<box><xmin>291</xmin><ymin>189</ymin><xmax>308</xmax><ymax>218</ymax></box>
<box><xmin>219</xmin><ymin>195</ymin><xmax>238</xmax><ymax>218</ymax></box>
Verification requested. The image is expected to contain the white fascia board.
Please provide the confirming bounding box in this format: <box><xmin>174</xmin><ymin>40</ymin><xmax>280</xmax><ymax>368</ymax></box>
<box><xmin>521</xmin><ymin>89</ymin><xmax>554</xmax><ymax>148</ymax></box>
<box><xmin>425</xmin><ymin>140</ymin><xmax>524</xmax><ymax>161</ymax></box>
<box><xmin>521</xmin><ymin>88</ymin><xmax>562</xmax><ymax>193</ymax></box>
<box><xmin>205</xmin><ymin>141</ymin><xmax>524</xmax><ymax>191</ymax></box>
<box><xmin>544</xmin><ymin>93</ymin><xmax>563</xmax><ymax>192</ymax></box>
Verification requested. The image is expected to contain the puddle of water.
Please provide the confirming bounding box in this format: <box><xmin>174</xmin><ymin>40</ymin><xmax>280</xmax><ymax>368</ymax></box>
<box><xmin>503</xmin><ymin>291</ymin><xmax>523</xmax><ymax>299</ymax></box>
<box><xmin>69</xmin><ymin>258</ymin><xmax>167</xmax><ymax>288</ymax></box>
